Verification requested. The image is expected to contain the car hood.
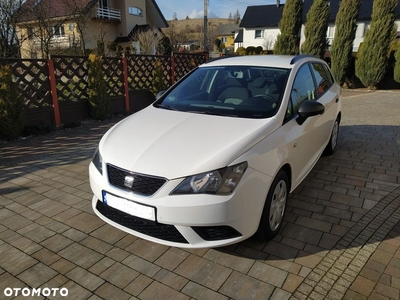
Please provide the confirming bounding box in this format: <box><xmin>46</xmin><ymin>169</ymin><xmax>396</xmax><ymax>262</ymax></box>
<box><xmin>100</xmin><ymin>106</ymin><xmax>278</xmax><ymax>179</ymax></box>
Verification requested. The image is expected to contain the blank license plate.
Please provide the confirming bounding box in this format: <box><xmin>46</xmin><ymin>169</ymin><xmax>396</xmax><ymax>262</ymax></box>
<box><xmin>102</xmin><ymin>191</ymin><xmax>155</xmax><ymax>221</ymax></box>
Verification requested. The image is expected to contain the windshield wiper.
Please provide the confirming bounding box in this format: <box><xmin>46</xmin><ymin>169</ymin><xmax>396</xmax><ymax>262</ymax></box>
<box><xmin>155</xmin><ymin>104</ymin><xmax>179</xmax><ymax>111</ymax></box>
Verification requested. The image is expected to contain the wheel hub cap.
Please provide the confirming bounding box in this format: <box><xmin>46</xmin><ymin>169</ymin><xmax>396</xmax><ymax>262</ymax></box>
<box><xmin>269</xmin><ymin>180</ymin><xmax>287</xmax><ymax>231</ymax></box>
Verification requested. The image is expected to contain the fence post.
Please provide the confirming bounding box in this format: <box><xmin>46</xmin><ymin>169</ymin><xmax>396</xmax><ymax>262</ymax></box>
<box><xmin>205</xmin><ymin>52</ymin><xmax>209</xmax><ymax>62</ymax></box>
<box><xmin>47</xmin><ymin>59</ymin><xmax>61</xmax><ymax>127</ymax></box>
<box><xmin>170</xmin><ymin>52</ymin><xmax>175</xmax><ymax>85</ymax></box>
<box><xmin>122</xmin><ymin>56</ymin><xmax>130</xmax><ymax>112</ymax></box>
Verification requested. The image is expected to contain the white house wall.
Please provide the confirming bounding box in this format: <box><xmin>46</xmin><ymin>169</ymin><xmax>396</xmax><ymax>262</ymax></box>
<box><xmin>300</xmin><ymin>19</ymin><xmax>400</xmax><ymax>53</ymax></box>
<box><xmin>242</xmin><ymin>27</ymin><xmax>280</xmax><ymax>50</ymax></box>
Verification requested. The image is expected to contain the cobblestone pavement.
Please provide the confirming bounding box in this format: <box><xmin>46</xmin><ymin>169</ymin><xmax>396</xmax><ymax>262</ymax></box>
<box><xmin>0</xmin><ymin>90</ymin><xmax>399</xmax><ymax>300</ymax></box>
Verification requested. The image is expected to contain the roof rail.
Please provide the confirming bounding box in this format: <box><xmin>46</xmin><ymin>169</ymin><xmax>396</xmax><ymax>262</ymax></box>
<box><xmin>290</xmin><ymin>54</ymin><xmax>316</xmax><ymax>65</ymax></box>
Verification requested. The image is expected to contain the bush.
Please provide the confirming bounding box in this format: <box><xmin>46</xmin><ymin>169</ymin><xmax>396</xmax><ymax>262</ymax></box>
<box><xmin>394</xmin><ymin>47</ymin><xmax>400</xmax><ymax>84</ymax></box>
<box><xmin>274</xmin><ymin>34</ymin><xmax>299</xmax><ymax>55</ymax></box>
<box><xmin>151</xmin><ymin>60</ymin><xmax>167</xmax><ymax>96</ymax></box>
<box><xmin>246</xmin><ymin>46</ymin><xmax>257</xmax><ymax>55</ymax></box>
<box><xmin>255</xmin><ymin>46</ymin><xmax>263</xmax><ymax>54</ymax></box>
<box><xmin>301</xmin><ymin>0</ymin><xmax>330</xmax><ymax>58</ymax></box>
<box><xmin>236</xmin><ymin>47</ymin><xmax>246</xmax><ymax>55</ymax></box>
<box><xmin>330</xmin><ymin>0</ymin><xmax>362</xmax><ymax>85</ymax></box>
<box><xmin>274</xmin><ymin>0</ymin><xmax>303</xmax><ymax>55</ymax></box>
<box><xmin>87</xmin><ymin>54</ymin><xmax>109</xmax><ymax>120</ymax></box>
<box><xmin>355</xmin><ymin>0</ymin><xmax>397</xmax><ymax>89</ymax></box>
<box><xmin>0</xmin><ymin>65</ymin><xmax>24</xmax><ymax>141</ymax></box>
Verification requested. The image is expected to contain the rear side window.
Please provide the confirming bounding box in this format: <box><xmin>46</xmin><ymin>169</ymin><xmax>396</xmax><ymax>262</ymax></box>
<box><xmin>323</xmin><ymin>64</ymin><xmax>335</xmax><ymax>84</ymax></box>
<box><xmin>310</xmin><ymin>63</ymin><xmax>333</xmax><ymax>96</ymax></box>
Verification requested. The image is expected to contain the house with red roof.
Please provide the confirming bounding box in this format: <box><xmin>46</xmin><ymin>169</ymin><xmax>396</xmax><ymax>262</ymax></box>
<box><xmin>15</xmin><ymin>0</ymin><xmax>168</xmax><ymax>58</ymax></box>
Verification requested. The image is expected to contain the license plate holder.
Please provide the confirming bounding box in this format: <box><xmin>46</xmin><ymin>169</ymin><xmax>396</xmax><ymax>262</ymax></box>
<box><xmin>102</xmin><ymin>191</ymin><xmax>156</xmax><ymax>221</ymax></box>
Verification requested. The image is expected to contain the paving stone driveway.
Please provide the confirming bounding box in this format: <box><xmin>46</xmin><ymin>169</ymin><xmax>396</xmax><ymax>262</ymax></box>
<box><xmin>0</xmin><ymin>90</ymin><xmax>399</xmax><ymax>300</ymax></box>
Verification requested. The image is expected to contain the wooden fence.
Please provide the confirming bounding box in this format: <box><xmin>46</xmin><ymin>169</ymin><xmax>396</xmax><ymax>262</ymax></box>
<box><xmin>0</xmin><ymin>52</ymin><xmax>208</xmax><ymax>128</ymax></box>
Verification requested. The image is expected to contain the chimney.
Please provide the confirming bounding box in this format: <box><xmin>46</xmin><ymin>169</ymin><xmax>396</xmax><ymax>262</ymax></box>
<box><xmin>276</xmin><ymin>0</ymin><xmax>280</xmax><ymax>7</ymax></box>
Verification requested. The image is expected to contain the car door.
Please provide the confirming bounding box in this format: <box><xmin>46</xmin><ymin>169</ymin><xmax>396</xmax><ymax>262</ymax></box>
<box><xmin>309</xmin><ymin>62</ymin><xmax>339</xmax><ymax>139</ymax></box>
<box><xmin>284</xmin><ymin>62</ymin><xmax>334</xmax><ymax>188</ymax></box>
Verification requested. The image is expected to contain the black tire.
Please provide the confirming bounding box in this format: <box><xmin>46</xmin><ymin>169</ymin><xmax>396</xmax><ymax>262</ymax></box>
<box><xmin>255</xmin><ymin>170</ymin><xmax>289</xmax><ymax>241</ymax></box>
<box><xmin>324</xmin><ymin>117</ymin><xmax>340</xmax><ymax>155</ymax></box>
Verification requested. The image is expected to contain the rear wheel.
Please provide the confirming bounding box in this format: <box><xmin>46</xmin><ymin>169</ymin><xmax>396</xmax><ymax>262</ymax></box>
<box><xmin>255</xmin><ymin>170</ymin><xmax>289</xmax><ymax>241</ymax></box>
<box><xmin>324</xmin><ymin>117</ymin><xmax>339</xmax><ymax>155</ymax></box>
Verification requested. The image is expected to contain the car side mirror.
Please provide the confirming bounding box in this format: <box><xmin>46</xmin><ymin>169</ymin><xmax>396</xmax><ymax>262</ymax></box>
<box><xmin>156</xmin><ymin>90</ymin><xmax>165</xmax><ymax>100</ymax></box>
<box><xmin>296</xmin><ymin>100</ymin><xmax>325</xmax><ymax>125</ymax></box>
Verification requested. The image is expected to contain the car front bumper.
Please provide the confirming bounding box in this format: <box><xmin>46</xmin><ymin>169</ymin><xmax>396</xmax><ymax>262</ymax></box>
<box><xmin>89</xmin><ymin>162</ymin><xmax>272</xmax><ymax>248</ymax></box>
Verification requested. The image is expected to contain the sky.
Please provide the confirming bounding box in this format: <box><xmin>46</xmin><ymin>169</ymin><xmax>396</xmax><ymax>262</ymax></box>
<box><xmin>156</xmin><ymin>0</ymin><xmax>281</xmax><ymax>21</ymax></box>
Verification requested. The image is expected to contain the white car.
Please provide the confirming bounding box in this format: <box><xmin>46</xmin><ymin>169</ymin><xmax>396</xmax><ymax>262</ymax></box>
<box><xmin>89</xmin><ymin>55</ymin><xmax>341</xmax><ymax>248</ymax></box>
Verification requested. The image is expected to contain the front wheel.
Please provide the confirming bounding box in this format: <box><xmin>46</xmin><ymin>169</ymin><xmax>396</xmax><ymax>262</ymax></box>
<box><xmin>324</xmin><ymin>117</ymin><xmax>340</xmax><ymax>155</ymax></box>
<box><xmin>255</xmin><ymin>170</ymin><xmax>289</xmax><ymax>241</ymax></box>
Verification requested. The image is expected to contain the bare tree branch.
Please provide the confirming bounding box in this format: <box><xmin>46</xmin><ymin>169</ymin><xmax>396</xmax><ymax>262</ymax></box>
<box><xmin>132</xmin><ymin>26</ymin><xmax>162</xmax><ymax>55</ymax></box>
<box><xmin>0</xmin><ymin>0</ymin><xmax>24</xmax><ymax>58</ymax></box>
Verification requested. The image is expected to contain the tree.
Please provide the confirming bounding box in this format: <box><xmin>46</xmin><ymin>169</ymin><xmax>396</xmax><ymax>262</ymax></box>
<box><xmin>233</xmin><ymin>9</ymin><xmax>241</xmax><ymax>24</ymax></box>
<box><xmin>228</xmin><ymin>12</ymin><xmax>232</xmax><ymax>20</ymax></box>
<box><xmin>274</xmin><ymin>0</ymin><xmax>303</xmax><ymax>55</ymax></box>
<box><xmin>92</xmin><ymin>23</ymin><xmax>108</xmax><ymax>56</ymax></box>
<box><xmin>132</xmin><ymin>26</ymin><xmax>162</xmax><ymax>55</ymax></box>
<box><xmin>0</xmin><ymin>65</ymin><xmax>24</xmax><ymax>140</ymax></box>
<box><xmin>330</xmin><ymin>0</ymin><xmax>362</xmax><ymax>86</ymax></box>
<box><xmin>355</xmin><ymin>0</ymin><xmax>398</xmax><ymax>89</ymax></box>
<box><xmin>395</xmin><ymin>42</ymin><xmax>400</xmax><ymax>83</ymax></box>
<box><xmin>158</xmin><ymin>36</ymin><xmax>172</xmax><ymax>55</ymax></box>
<box><xmin>163</xmin><ymin>23</ymin><xmax>188</xmax><ymax>52</ymax></box>
<box><xmin>87</xmin><ymin>54</ymin><xmax>108</xmax><ymax>120</ymax></box>
<box><xmin>61</xmin><ymin>0</ymin><xmax>97</xmax><ymax>56</ymax></box>
<box><xmin>15</xmin><ymin>0</ymin><xmax>72</xmax><ymax>58</ymax></box>
<box><xmin>263</xmin><ymin>33</ymin><xmax>276</xmax><ymax>51</ymax></box>
<box><xmin>0</xmin><ymin>0</ymin><xmax>24</xmax><ymax>58</ymax></box>
<box><xmin>301</xmin><ymin>0</ymin><xmax>330</xmax><ymax>58</ymax></box>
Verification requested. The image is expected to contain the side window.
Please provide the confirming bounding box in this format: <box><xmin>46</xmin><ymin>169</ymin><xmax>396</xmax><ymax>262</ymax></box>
<box><xmin>291</xmin><ymin>64</ymin><xmax>316</xmax><ymax>113</ymax></box>
<box><xmin>310</xmin><ymin>63</ymin><xmax>332</xmax><ymax>96</ymax></box>
<box><xmin>323</xmin><ymin>64</ymin><xmax>334</xmax><ymax>84</ymax></box>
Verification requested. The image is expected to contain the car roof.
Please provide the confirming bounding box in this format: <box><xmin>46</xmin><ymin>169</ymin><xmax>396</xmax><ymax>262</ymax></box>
<box><xmin>201</xmin><ymin>55</ymin><xmax>321</xmax><ymax>69</ymax></box>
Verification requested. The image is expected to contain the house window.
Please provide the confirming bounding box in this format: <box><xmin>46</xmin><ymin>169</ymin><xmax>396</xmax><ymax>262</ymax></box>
<box><xmin>255</xmin><ymin>30</ymin><xmax>263</xmax><ymax>39</ymax></box>
<box><xmin>69</xmin><ymin>23</ymin><xmax>75</xmax><ymax>31</ymax></box>
<box><xmin>327</xmin><ymin>26</ymin><xmax>335</xmax><ymax>38</ymax></box>
<box><xmin>129</xmin><ymin>7</ymin><xmax>143</xmax><ymax>16</ymax></box>
<box><xmin>53</xmin><ymin>25</ymin><xmax>65</xmax><ymax>37</ymax></box>
<box><xmin>221</xmin><ymin>36</ymin><xmax>227</xmax><ymax>43</ymax></box>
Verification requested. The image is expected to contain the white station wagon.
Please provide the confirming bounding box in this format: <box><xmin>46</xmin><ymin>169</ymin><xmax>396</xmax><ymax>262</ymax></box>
<box><xmin>89</xmin><ymin>55</ymin><xmax>341</xmax><ymax>248</ymax></box>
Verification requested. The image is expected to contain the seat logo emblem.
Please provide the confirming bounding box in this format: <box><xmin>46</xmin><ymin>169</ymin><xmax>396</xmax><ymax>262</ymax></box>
<box><xmin>124</xmin><ymin>175</ymin><xmax>134</xmax><ymax>188</ymax></box>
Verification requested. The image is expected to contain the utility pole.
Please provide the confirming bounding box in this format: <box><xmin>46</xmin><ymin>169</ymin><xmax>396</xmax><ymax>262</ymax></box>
<box><xmin>204</xmin><ymin>0</ymin><xmax>208</xmax><ymax>52</ymax></box>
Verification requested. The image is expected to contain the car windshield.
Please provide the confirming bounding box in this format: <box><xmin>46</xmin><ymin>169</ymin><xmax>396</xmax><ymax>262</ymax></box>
<box><xmin>154</xmin><ymin>66</ymin><xmax>290</xmax><ymax>119</ymax></box>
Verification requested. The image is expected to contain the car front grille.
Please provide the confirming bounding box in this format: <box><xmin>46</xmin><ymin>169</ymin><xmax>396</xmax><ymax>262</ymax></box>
<box><xmin>96</xmin><ymin>200</ymin><xmax>188</xmax><ymax>244</ymax></box>
<box><xmin>107</xmin><ymin>164</ymin><xmax>167</xmax><ymax>196</ymax></box>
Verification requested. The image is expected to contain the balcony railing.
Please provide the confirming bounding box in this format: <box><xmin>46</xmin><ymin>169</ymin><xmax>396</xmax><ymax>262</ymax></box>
<box><xmin>96</xmin><ymin>7</ymin><xmax>121</xmax><ymax>22</ymax></box>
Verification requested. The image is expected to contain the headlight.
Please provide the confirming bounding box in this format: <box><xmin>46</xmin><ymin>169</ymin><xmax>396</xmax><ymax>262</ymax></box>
<box><xmin>171</xmin><ymin>162</ymin><xmax>248</xmax><ymax>195</ymax></box>
<box><xmin>92</xmin><ymin>147</ymin><xmax>103</xmax><ymax>175</ymax></box>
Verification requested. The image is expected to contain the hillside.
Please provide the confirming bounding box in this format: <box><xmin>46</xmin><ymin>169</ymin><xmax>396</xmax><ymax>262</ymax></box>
<box><xmin>163</xmin><ymin>18</ymin><xmax>238</xmax><ymax>48</ymax></box>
